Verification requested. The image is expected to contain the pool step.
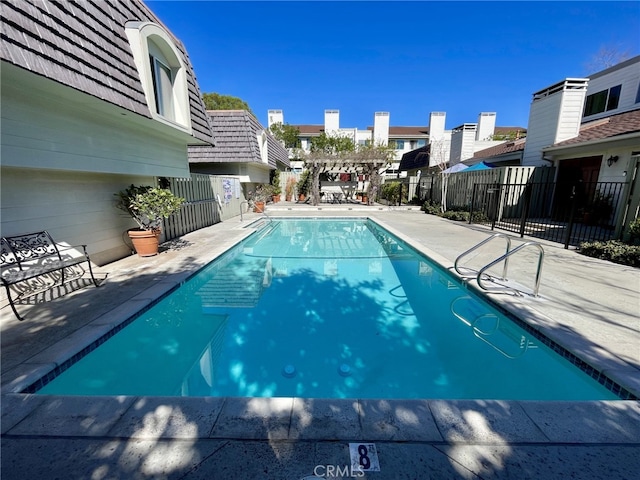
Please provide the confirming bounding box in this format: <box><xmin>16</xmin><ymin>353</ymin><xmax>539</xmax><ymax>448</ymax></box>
<box><xmin>196</xmin><ymin>262</ymin><xmax>271</xmax><ymax>309</ymax></box>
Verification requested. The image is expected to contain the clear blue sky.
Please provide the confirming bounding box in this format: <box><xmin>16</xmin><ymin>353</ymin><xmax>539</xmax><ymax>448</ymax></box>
<box><xmin>146</xmin><ymin>1</ymin><xmax>640</xmax><ymax>130</ymax></box>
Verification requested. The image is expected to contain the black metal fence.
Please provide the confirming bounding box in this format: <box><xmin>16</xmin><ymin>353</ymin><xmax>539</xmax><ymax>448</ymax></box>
<box><xmin>470</xmin><ymin>181</ymin><xmax>629</xmax><ymax>248</ymax></box>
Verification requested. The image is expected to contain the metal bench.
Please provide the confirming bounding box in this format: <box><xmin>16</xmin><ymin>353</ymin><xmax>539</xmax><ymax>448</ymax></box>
<box><xmin>1</xmin><ymin>231</ymin><xmax>101</xmax><ymax>320</ymax></box>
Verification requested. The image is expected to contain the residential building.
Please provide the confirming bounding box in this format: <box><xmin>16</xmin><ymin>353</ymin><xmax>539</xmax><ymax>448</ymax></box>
<box><xmin>188</xmin><ymin>110</ymin><xmax>289</xmax><ymax>187</ymax></box>
<box><xmin>268</xmin><ymin>109</ymin><xmax>430</xmax><ymax>178</ymax></box>
<box><xmin>1</xmin><ymin>0</ymin><xmax>214</xmax><ymax>265</ymax></box>
<box><xmin>473</xmin><ymin>55</ymin><xmax>640</xmax><ymax>196</ymax></box>
<box><xmin>399</xmin><ymin>112</ymin><xmax>525</xmax><ymax>176</ymax></box>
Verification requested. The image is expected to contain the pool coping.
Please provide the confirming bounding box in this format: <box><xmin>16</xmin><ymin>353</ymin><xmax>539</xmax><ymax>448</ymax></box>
<box><xmin>2</xmin><ymin>211</ymin><xmax>639</xmax><ymax>449</ymax></box>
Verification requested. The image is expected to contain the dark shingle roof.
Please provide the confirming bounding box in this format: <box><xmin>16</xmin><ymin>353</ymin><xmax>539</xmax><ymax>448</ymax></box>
<box><xmin>188</xmin><ymin>110</ymin><xmax>289</xmax><ymax>168</ymax></box>
<box><xmin>1</xmin><ymin>0</ymin><xmax>214</xmax><ymax>144</ymax></box>
<box><xmin>547</xmin><ymin>109</ymin><xmax>640</xmax><ymax>148</ymax></box>
<box><xmin>473</xmin><ymin>138</ymin><xmax>526</xmax><ymax>159</ymax></box>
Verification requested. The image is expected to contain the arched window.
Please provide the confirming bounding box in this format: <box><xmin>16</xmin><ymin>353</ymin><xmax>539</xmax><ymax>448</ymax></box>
<box><xmin>125</xmin><ymin>22</ymin><xmax>191</xmax><ymax>133</ymax></box>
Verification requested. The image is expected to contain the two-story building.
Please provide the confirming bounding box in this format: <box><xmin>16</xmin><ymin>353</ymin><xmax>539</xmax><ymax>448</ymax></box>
<box><xmin>472</xmin><ymin>55</ymin><xmax>640</xmax><ymax>186</ymax></box>
<box><xmin>1</xmin><ymin>0</ymin><xmax>214</xmax><ymax>264</ymax></box>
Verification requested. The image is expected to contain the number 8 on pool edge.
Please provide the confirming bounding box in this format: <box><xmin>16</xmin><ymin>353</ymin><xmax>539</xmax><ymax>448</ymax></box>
<box><xmin>357</xmin><ymin>444</ymin><xmax>371</xmax><ymax>469</ymax></box>
<box><xmin>349</xmin><ymin>442</ymin><xmax>380</xmax><ymax>472</ymax></box>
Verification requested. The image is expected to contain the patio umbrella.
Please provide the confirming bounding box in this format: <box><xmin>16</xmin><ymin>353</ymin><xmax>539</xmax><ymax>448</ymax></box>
<box><xmin>465</xmin><ymin>162</ymin><xmax>492</xmax><ymax>171</ymax></box>
<box><xmin>442</xmin><ymin>163</ymin><xmax>469</xmax><ymax>173</ymax></box>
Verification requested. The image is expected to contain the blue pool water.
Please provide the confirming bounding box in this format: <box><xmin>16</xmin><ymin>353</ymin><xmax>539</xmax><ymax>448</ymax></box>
<box><xmin>38</xmin><ymin>218</ymin><xmax>618</xmax><ymax>400</ymax></box>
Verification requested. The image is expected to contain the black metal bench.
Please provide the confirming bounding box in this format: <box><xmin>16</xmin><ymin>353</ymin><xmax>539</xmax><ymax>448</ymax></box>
<box><xmin>1</xmin><ymin>231</ymin><xmax>100</xmax><ymax>320</ymax></box>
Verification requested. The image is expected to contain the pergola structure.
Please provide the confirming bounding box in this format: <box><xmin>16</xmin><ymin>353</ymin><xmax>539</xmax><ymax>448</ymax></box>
<box><xmin>300</xmin><ymin>148</ymin><xmax>395</xmax><ymax>206</ymax></box>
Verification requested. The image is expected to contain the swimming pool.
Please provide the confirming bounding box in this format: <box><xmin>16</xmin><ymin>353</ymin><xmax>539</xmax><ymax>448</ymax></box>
<box><xmin>37</xmin><ymin>218</ymin><xmax>621</xmax><ymax>400</ymax></box>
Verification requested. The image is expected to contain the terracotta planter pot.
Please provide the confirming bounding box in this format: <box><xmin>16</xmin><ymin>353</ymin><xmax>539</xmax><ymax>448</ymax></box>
<box><xmin>128</xmin><ymin>228</ymin><xmax>160</xmax><ymax>257</ymax></box>
<box><xmin>298</xmin><ymin>194</ymin><xmax>306</xmax><ymax>202</ymax></box>
<box><xmin>253</xmin><ymin>201</ymin><xmax>265</xmax><ymax>213</ymax></box>
<box><xmin>272</xmin><ymin>194</ymin><xmax>281</xmax><ymax>203</ymax></box>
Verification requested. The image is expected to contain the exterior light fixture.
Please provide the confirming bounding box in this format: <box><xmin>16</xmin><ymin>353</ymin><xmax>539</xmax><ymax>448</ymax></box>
<box><xmin>607</xmin><ymin>155</ymin><xmax>619</xmax><ymax>167</ymax></box>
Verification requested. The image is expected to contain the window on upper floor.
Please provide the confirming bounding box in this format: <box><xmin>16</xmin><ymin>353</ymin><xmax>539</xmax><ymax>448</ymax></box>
<box><xmin>635</xmin><ymin>81</ymin><xmax>640</xmax><ymax>104</ymax></box>
<box><xmin>125</xmin><ymin>22</ymin><xmax>191</xmax><ymax>133</ymax></box>
<box><xmin>149</xmin><ymin>52</ymin><xmax>174</xmax><ymax>119</ymax></box>
<box><xmin>390</xmin><ymin>140</ymin><xmax>405</xmax><ymax>150</ymax></box>
<box><xmin>583</xmin><ymin>84</ymin><xmax>622</xmax><ymax>117</ymax></box>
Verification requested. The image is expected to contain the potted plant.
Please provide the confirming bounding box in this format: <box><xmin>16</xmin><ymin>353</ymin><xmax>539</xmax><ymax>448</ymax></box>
<box><xmin>115</xmin><ymin>184</ymin><xmax>185</xmax><ymax>256</ymax></box>
<box><xmin>270</xmin><ymin>169</ymin><xmax>282</xmax><ymax>203</ymax></box>
<box><xmin>297</xmin><ymin>170</ymin><xmax>311</xmax><ymax>202</ymax></box>
<box><xmin>285</xmin><ymin>177</ymin><xmax>297</xmax><ymax>202</ymax></box>
<box><xmin>249</xmin><ymin>184</ymin><xmax>270</xmax><ymax>213</ymax></box>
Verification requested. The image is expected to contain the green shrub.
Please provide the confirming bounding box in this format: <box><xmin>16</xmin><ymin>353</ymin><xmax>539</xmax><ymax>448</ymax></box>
<box><xmin>448</xmin><ymin>205</ymin><xmax>469</xmax><ymax>212</ymax></box>
<box><xmin>578</xmin><ymin>240</ymin><xmax>640</xmax><ymax>267</ymax></box>
<box><xmin>470</xmin><ymin>210</ymin><xmax>489</xmax><ymax>223</ymax></box>
<box><xmin>441</xmin><ymin>210</ymin><xmax>469</xmax><ymax>221</ymax></box>
<box><xmin>421</xmin><ymin>200</ymin><xmax>442</xmax><ymax>215</ymax></box>
<box><xmin>628</xmin><ymin>218</ymin><xmax>640</xmax><ymax>244</ymax></box>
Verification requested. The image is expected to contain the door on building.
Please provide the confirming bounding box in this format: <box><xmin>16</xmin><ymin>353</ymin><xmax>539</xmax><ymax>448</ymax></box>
<box><xmin>554</xmin><ymin>156</ymin><xmax>603</xmax><ymax>219</ymax></box>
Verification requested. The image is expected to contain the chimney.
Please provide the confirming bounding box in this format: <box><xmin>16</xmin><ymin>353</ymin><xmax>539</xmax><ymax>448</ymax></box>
<box><xmin>373</xmin><ymin>112</ymin><xmax>390</xmax><ymax>146</ymax></box>
<box><xmin>429</xmin><ymin>112</ymin><xmax>446</xmax><ymax>142</ymax></box>
<box><xmin>267</xmin><ymin>109</ymin><xmax>283</xmax><ymax>128</ymax></box>
<box><xmin>449</xmin><ymin>123</ymin><xmax>477</xmax><ymax>165</ymax></box>
<box><xmin>476</xmin><ymin>112</ymin><xmax>496</xmax><ymax>141</ymax></box>
<box><xmin>522</xmin><ymin>78</ymin><xmax>588</xmax><ymax>166</ymax></box>
<box><xmin>324</xmin><ymin>109</ymin><xmax>340</xmax><ymax>135</ymax></box>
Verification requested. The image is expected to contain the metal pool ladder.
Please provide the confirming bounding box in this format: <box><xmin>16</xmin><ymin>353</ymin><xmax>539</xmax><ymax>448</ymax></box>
<box><xmin>454</xmin><ymin>233</ymin><xmax>545</xmax><ymax>297</ymax></box>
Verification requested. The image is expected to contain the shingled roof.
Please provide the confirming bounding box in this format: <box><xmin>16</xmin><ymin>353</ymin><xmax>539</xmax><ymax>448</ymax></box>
<box><xmin>473</xmin><ymin>138</ymin><xmax>527</xmax><ymax>159</ymax></box>
<box><xmin>188</xmin><ymin>110</ymin><xmax>289</xmax><ymax>168</ymax></box>
<box><xmin>545</xmin><ymin>109</ymin><xmax>640</xmax><ymax>149</ymax></box>
<box><xmin>0</xmin><ymin>0</ymin><xmax>214</xmax><ymax>144</ymax></box>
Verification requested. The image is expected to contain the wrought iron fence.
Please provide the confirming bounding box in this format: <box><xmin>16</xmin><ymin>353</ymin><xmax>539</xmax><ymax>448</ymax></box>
<box><xmin>470</xmin><ymin>181</ymin><xmax>629</xmax><ymax>248</ymax></box>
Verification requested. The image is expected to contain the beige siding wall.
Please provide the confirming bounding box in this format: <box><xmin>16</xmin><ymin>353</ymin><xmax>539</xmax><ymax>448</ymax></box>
<box><xmin>1</xmin><ymin>167</ymin><xmax>154</xmax><ymax>266</ymax></box>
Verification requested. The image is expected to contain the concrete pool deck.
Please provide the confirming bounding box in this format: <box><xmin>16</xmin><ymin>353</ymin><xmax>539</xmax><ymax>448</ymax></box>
<box><xmin>1</xmin><ymin>206</ymin><xmax>639</xmax><ymax>479</ymax></box>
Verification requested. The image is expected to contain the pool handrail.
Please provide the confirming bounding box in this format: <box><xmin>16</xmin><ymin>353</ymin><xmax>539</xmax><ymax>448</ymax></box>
<box><xmin>454</xmin><ymin>233</ymin><xmax>511</xmax><ymax>280</ymax></box>
<box><xmin>476</xmin><ymin>241</ymin><xmax>545</xmax><ymax>297</ymax></box>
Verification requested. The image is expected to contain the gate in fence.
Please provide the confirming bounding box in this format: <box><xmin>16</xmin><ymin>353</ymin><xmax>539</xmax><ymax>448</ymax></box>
<box><xmin>470</xmin><ymin>180</ymin><xmax>629</xmax><ymax>248</ymax></box>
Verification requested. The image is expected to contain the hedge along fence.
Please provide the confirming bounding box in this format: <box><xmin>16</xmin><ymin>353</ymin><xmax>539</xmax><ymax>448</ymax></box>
<box><xmin>162</xmin><ymin>174</ymin><xmax>247</xmax><ymax>241</ymax></box>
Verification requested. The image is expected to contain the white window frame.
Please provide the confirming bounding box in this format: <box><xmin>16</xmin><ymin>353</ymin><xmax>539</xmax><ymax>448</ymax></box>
<box><xmin>125</xmin><ymin>22</ymin><xmax>192</xmax><ymax>133</ymax></box>
<box><xmin>257</xmin><ymin>131</ymin><xmax>269</xmax><ymax>164</ymax></box>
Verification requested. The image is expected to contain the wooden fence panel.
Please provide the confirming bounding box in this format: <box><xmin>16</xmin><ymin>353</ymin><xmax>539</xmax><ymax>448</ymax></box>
<box><xmin>161</xmin><ymin>174</ymin><xmax>248</xmax><ymax>241</ymax></box>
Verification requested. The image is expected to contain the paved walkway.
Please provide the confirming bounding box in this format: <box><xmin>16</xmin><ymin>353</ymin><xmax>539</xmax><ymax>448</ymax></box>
<box><xmin>2</xmin><ymin>205</ymin><xmax>639</xmax><ymax>479</ymax></box>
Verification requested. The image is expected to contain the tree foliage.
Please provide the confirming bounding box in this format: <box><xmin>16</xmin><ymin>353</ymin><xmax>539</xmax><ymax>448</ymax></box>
<box><xmin>297</xmin><ymin>137</ymin><xmax>395</xmax><ymax>206</ymax></box>
<box><xmin>310</xmin><ymin>132</ymin><xmax>356</xmax><ymax>154</ymax></box>
<box><xmin>269</xmin><ymin>122</ymin><xmax>301</xmax><ymax>148</ymax></box>
<box><xmin>202</xmin><ymin>92</ymin><xmax>253</xmax><ymax>113</ymax></box>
